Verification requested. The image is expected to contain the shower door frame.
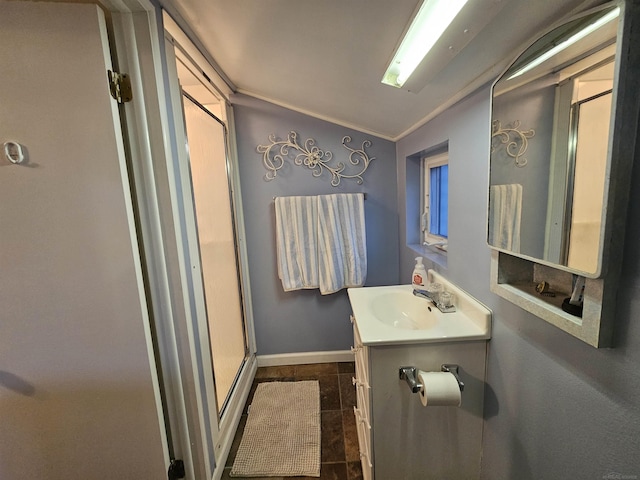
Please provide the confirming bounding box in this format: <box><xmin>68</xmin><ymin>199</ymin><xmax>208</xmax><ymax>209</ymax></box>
<box><xmin>160</xmin><ymin>16</ymin><xmax>258</xmax><ymax>479</ymax></box>
<box><xmin>180</xmin><ymin>89</ymin><xmax>250</xmax><ymax>416</ymax></box>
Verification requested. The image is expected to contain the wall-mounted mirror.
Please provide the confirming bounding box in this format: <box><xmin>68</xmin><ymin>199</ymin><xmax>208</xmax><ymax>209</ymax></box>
<box><xmin>488</xmin><ymin>3</ymin><xmax>621</xmax><ymax>277</ymax></box>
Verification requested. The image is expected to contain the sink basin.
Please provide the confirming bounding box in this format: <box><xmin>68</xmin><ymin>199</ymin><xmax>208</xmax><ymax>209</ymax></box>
<box><xmin>347</xmin><ymin>270</ymin><xmax>491</xmax><ymax>345</ymax></box>
<box><xmin>370</xmin><ymin>292</ymin><xmax>438</xmax><ymax>330</ymax></box>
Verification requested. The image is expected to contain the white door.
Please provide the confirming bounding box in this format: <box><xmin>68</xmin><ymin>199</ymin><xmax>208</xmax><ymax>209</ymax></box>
<box><xmin>0</xmin><ymin>3</ymin><xmax>169</xmax><ymax>479</ymax></box>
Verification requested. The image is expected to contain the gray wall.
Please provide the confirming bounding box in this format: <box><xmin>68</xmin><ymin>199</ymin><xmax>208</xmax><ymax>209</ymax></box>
<box><xmin>397</xmin><ymin>88</ymin><xmax>493</xmax><ymax>285</ymax></box>
<box><xmin>232</xmin><ymin>94</ymin><xmax>399</xmax><ymax>355</ymax></box>
<box><xmin>396</xmin><ymin>50</ymin><xmax>640</xmax><ymax>480</ymax></box>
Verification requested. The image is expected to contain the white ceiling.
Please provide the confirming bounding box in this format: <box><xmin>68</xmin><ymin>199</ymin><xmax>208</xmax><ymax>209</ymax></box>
<box><xmin>160</xmin><ymin>0</ymin><xmax>605</xmax><ymax>140</ymax></box>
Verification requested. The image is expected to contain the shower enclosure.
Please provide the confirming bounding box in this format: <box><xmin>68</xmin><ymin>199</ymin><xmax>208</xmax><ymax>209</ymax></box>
<box><xmin>181</xmin><ymin>92</ymin><xmax>248</xmax><ymax>413</ymax></box>
<box><xmin>162</xmin><ymin>16</ymin><xmax>257</xmax><ymax>478</ymax></box>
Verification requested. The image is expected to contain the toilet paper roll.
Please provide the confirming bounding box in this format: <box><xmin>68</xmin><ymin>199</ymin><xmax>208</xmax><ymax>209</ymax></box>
<box><xmin>418</xmin><ymin>371</ymin><xmax>461</xmax><ymax>407</ymax></box>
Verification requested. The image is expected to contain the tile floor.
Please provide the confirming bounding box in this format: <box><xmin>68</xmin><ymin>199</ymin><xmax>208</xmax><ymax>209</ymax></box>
<box><xmin>222</xmin><ymin>362</ymin><xmax>362</xmax><ymax>480</ymax></box>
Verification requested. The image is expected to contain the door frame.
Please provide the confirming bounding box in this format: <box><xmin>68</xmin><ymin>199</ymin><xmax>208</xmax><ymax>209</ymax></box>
<box><xmin>102</xmin><ymin>2</ymin><xmax>202</xmax><ymax>478</ymax></box>
<box><xmin>105</xmin><ymin>2</ymin><xmax>258</xmax><ymax>479</ymax></box>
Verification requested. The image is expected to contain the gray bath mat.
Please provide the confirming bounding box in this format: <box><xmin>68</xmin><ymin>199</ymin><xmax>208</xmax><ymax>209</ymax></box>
<box><xmin>230</xmin><ymin>380</ymin><xmax>321</xmax><ymax>477</ymax></box>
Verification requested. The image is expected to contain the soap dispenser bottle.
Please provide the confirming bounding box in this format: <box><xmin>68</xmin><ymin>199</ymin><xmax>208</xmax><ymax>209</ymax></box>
<box><xmin>412</xmin><ymin>257</ymin><xmax>427</xmax><ymax>289</ymax></box>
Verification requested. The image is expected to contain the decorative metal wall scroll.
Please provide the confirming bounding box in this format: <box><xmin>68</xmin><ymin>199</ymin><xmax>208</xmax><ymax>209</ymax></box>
<box><xmin>491</xmin><ymin>120</ymin><xmax>535</xmax><ymax>167</ymax></box>
<box><xmin>258</xmin><ymin>131</ymin><xmax>374</xmax><ymax>186</ymax></box>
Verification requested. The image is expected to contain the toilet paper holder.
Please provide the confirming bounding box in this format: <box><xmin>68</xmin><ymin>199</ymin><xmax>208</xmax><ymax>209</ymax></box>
<box><xmin>399</xmin><ymin>365</ymin><xmax>465</xmax><ymax>393</ymax></box>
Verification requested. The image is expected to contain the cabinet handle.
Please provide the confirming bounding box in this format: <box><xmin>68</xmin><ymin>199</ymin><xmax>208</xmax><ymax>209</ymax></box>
<box><xmin>352</xmin><ymin>377</ymin><xmax>369</xmax><ymax>388</ymax></box>
<box><xmin>360</xmin><ymin>451</ymin><xmax>373</xmax><ymax>468</ymax></box>
<box><xmin>350</xmin><ymin>346</ymin><xmax>361</xmax><ymax>354</ymax></box>
<box><xmin>357</xmin><ymin>414</ymin><xmax>372</xmax><ymax>430</ymax></box>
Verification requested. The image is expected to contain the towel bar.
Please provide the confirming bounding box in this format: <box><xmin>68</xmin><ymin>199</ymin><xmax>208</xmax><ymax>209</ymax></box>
<box><xmin>273</xmin><ymin>193</ymin><xmax>367</xmax><ymax>201</ymax></box>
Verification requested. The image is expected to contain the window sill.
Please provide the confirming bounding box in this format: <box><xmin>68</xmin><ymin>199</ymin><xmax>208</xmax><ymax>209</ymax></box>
<box><xmin>408</xmin><ymin>243</ymin><xmax>448</xmax><ymax>269</ymax></box>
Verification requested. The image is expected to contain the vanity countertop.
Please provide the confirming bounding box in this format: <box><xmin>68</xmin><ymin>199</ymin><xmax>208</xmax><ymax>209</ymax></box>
<box><xmin>347</xmin><ymin>272</ymin><xmax>491</xmax><ymax>346</ymax></box>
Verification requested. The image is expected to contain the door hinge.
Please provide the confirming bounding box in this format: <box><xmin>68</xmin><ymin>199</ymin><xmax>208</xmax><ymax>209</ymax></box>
<box><xmin>167</xmin><ymin>459</ymin><xmax>185</xmax><ymax>480</ymax></box>
<box><xmin>107</xmin><ymin>70</ymin><xmax>132</xmax><ymax>104</ymax></box>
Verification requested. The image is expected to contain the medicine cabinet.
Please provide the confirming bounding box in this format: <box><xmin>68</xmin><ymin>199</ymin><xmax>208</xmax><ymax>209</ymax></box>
<box><xmin>487</xmin><ymin>0</ymin><xmax>638</xmax><ymax>347</ymax></box>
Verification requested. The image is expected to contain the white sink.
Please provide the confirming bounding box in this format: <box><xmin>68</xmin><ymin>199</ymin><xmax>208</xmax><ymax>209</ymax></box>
<box><xmin>347</xmin><ymin>270</ymin><xmax>491</xmax><ymax>345</ymax></box>
<box><xmin>370</xmin><ymin>291</ymin><xmax>439</xmax><ymax>330</ymax></box>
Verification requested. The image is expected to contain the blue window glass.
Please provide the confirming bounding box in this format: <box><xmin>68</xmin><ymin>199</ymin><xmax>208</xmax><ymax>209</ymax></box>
<box><xmin>429</xmin><ymin>164</ymin><xmax>448</xmax><ymax>237</ymax></box>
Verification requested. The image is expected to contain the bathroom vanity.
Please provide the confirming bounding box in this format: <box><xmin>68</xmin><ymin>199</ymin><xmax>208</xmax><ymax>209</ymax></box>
<box><xmin>348</xmin><ymin>271</ymin><xmax>491</xmax><ymax>480</ymax></box>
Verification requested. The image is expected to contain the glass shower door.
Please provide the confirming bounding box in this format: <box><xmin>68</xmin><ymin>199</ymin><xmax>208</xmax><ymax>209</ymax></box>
<box><xmin>182</xmin><ymin>93</ymin><xmax>248</xmax><ymax>414</ymax></box>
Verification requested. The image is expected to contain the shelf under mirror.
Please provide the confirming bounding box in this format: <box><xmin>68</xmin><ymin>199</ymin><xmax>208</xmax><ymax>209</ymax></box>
<box><xmin>490</xmin><ymin>251</ymin><xmax>615</xmax><ymax>347</ymax></box>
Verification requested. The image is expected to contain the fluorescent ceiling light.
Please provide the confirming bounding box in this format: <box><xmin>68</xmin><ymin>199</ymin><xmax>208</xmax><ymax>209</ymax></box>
<box><xmin>382</xmin><ymin>0</ymin><xmax>468</xmax><ymax>88</ymax></box>
<box><xmin>507</xmin><ymin>7</ymin><xmax>620</xmax><ymax>80</ymax></box>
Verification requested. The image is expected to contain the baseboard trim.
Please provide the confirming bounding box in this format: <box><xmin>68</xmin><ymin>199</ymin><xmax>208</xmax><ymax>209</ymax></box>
<box><xmin>257</xmin><ymin>350</ymin><xmax>354</xmax><ymax>367</ymax></box>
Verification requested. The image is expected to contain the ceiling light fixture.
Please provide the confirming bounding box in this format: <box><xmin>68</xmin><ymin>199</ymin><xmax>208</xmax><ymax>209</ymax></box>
<box><xmin>507</xmin><ymin>7</ymin><xmax>620</xmax><ymax>80</ymax></box>
<box><xmin>382</xmin><ymin>0</ymin><xmax>468</xmax><ymax>88</ymax></box>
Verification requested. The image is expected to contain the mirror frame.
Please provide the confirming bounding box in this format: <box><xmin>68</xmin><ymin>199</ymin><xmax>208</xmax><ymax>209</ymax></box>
<box><xmin>487</xmin><ymin>1</ymin><xmax>623</xmax><ymax>279</ymax></box>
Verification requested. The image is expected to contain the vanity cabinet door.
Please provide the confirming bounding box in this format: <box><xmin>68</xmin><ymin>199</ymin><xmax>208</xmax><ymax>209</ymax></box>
<box><xmin>351</xmin><ymin>316</ymin><xmax>373</xmax><ymax>479</ymax></box>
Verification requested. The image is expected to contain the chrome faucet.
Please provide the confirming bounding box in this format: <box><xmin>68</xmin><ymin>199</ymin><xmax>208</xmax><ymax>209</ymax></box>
<box><xmin>412</xmin><ymin>288</ymin><xmax>456</xmax><ymax>313</ymax></box>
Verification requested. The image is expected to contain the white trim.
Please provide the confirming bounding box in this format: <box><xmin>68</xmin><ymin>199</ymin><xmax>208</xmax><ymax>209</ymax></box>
<box><xmin>102</xmin><ymin>2</ymin><xmax>179</xmax><ymax>475</ymax></box>
<box><xmin>108</xmin><ymin>9</ymin><xmax>175</xmax><ymax>472</ymax></box>
<box><xmin>257</xmin><ymin>350</ymin><xmax>355</xmax><ymax>367</ymax></box>
<box><xmin>422</xmin><ymin>151</ymin><xmax>449</xmax><ymax>246</ymax></box>
<box><xmin>424</xmin><ymin>151</ymin><xmax>449</xmax><ymax>168</ymax></box>
<box><xmin>108</xmin><ymin>5</ymin><xmax>205</xmax><ymax>478</ymax></box>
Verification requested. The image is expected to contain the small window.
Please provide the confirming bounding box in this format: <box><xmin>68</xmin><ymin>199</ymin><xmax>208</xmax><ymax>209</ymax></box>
<box><xmin>421</xmin><ymin>152</ymin><xmax>449</xmax><ymax>250</ymax></box>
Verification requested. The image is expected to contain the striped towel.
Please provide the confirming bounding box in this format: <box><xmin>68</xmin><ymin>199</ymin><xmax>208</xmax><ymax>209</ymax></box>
<box><xmin>489</xmin><ymin>184</ymin><xmax>522</xmax><ymax>252</ymax></box>
<box><xmin>274</xmin><ymin>194</ymin><xmax>367</xmax><ymax>294</ymax></box>
<box><xmin>275</xmin><ymin>196</ymin><xmax>319</xmax><ymax>291</ymax></box>
<box><xmin>317</xmin><ymin>194</ymin><xmax>367</xmax><ymax>294</ymax></box>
